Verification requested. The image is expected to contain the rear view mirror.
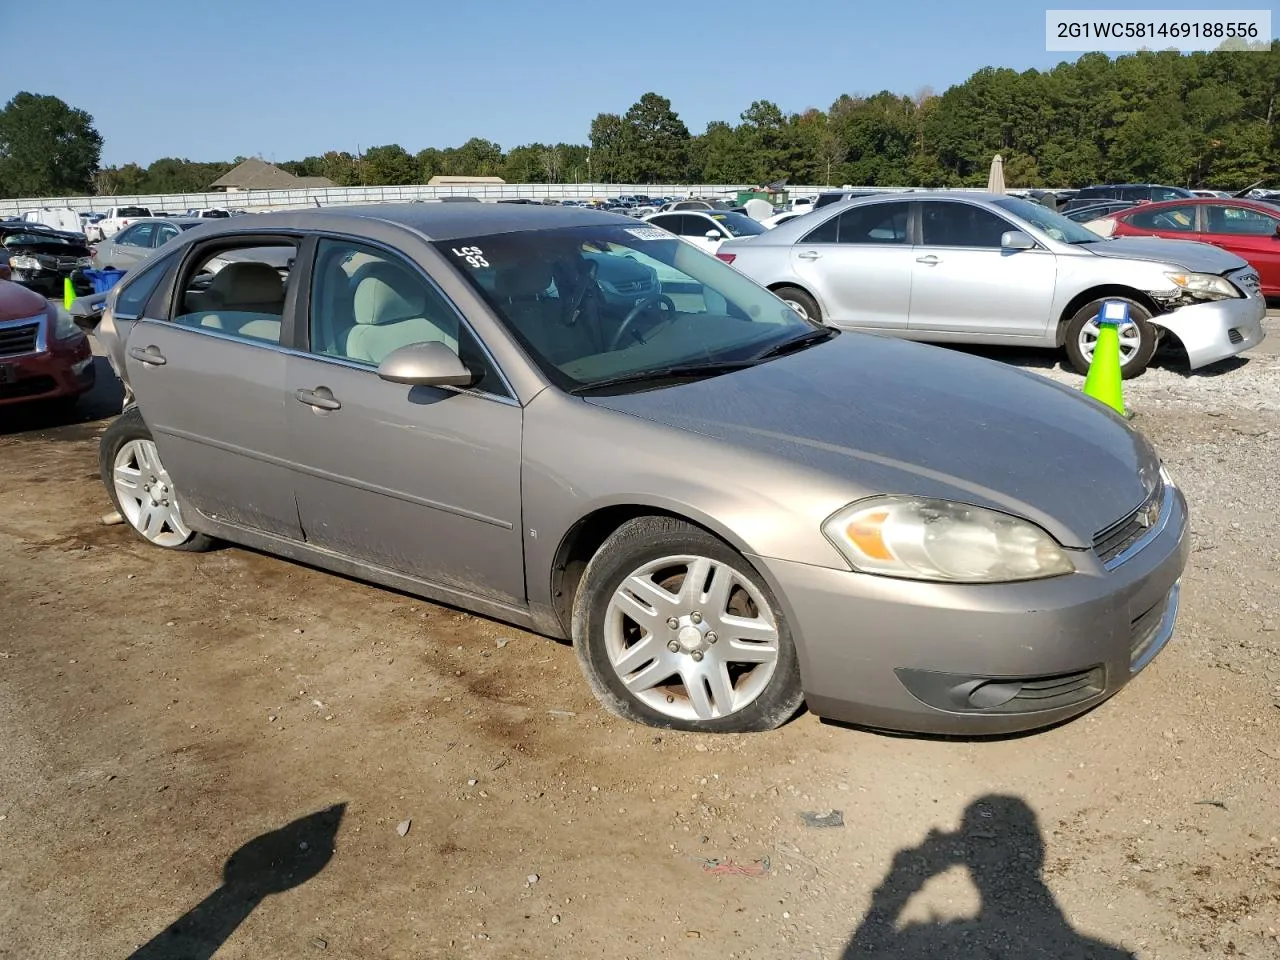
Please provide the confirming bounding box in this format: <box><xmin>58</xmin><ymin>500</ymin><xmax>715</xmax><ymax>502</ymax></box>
<box><xmin>377</xmin><ymin>340</ymin><xmax>473</xmax><ymax>388</ymax></box>
<box><xmin>1001</xmin><ymin>230</ymin><xmax>1036</xmax><ymax>250</ymax></box>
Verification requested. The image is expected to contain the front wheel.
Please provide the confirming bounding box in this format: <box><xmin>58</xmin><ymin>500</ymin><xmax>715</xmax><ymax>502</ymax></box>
<box><xmin>772</xmin><ymin>285</ymin><xmax>822</xmax><ymax>323</ymax></box>
<box><xmin>572</xmin><ymin>516</ymin><xmax>804</xmax><ymax>733</ymax></box>
<box><xmin>99</xmin><ymin>407</ymin><xmax>214</xmax><ymax>551</ymax></box>
<box><xmin>1063</xmin><ymin>298</ymin><xmax>1158</xmax><ymax>379</ymax></box>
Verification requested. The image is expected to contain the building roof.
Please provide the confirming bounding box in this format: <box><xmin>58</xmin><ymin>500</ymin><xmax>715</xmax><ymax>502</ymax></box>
<box><xmin>209</xmin><ymin>158</ymin><xmax>335</xmax><ymax>191</ymax></box>
<box><xmin>427</xmin><ymin>175</ymin><xmax>506</xmax><ymax>185</ymax></box>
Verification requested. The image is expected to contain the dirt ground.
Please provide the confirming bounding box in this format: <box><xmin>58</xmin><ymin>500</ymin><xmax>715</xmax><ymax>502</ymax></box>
<box><xmin>2</xmin><ymin>326</ymin><xmax>1279</xmax><ymax>960</ymax></box>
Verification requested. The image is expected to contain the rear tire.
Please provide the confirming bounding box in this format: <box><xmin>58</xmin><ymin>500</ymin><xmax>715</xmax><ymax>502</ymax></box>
<box><xmin>772</xmin><ymin>285</ymin><xmax>822</xmax><ymax>323</ymax></box>
<box><xmin>1063</xmin><ymin>297</ymin><xmax>1157</xmax><ymax>379</ymax></box>
<box><xmin>99</xmin><ymin>407</ymin><xmax>214</xmax><ymax>552</ymax></box>
<box><xmin>571</xmin><ymin>516</ymin><xmax>804</xmax><ymax>733</ymax></box>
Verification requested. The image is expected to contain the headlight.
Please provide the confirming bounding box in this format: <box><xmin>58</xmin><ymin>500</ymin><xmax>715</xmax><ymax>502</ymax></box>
<box><xmin>822</xmin><ymin>496</ymin><xmax>1075</xmax><ymax>583</ymax></box>
<box><xmin>9</xmin><ymin>254</ymin><xmax>40</xmax><ymax>270</ymax></box>
<box><xmin>53</xmin><ymin>306</ymin><xmax>80</xmax><ymax>340</ymax></box>
<box><xmin>1164</xmin><ymin>271</ymin><xmax>1241</xmax><ymax>301</ymax></box>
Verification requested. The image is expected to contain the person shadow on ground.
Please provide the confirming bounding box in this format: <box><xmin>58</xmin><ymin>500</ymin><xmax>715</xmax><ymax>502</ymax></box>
<box><xmin>127</xmin><ymin>803</ymin><xmax>345</xmax><ymax>960</ymax></box>
<box><xmin>843</xmin><ymin>794</ymin><xmax>1135</xmax><ymax>959</ymax></box>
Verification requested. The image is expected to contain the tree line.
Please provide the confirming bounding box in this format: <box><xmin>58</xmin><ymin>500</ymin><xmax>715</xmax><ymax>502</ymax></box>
<box><xmin>1</xmin><ymin>44</ymin><xmax>1277</xmax><ymax>200</ymax></box>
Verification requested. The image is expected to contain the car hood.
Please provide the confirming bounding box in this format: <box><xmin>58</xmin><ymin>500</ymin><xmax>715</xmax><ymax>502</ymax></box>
<box><xmin>585</xmin><ymin>335</ymin><xmax>1159</xmax><ymax>548</ymax></box>
<box><xmin>1086</xmin><ymin>236</ymin><xmax>1247</xmax><ymax>273</ymax></box>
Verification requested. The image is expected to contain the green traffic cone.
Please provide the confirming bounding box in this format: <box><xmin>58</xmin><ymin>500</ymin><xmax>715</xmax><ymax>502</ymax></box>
<box><xmin>63</xmin><ymin>276</ymin><xmax>75</xmax><ymax>311</ymax></box>
<box><xmin>1082</xmin><ymin>317</ymin><xmax>1125</xmax><ymax>416</ymax></box>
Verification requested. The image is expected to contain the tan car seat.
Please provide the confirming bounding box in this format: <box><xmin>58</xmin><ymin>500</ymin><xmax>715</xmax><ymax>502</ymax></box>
<box><xmin>345</xmin><ymin>261</ymin><xmax>459</xmax><ymax>364</ymax></box>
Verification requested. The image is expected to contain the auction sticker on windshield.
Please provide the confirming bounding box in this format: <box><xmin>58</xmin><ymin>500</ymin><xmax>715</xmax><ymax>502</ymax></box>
<box><xmin>624</xmin><ymin>227</ymin><xmax>671</xmax><ymax>241</ymax></box>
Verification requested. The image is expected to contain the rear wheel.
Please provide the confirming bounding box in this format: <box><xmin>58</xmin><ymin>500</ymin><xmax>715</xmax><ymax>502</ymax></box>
<box><xmin>99</xmin><ymin>407</ymin><xmax>214</xmax><ymax>551</ymax></box>
<box><xmin>572</xmin><ymin>516</ymin><xmax>804</xmax><ymax>733</ymax></box>
<box><xmin>1063</xmin><ymin>297</ymin><xmax>1157</xmax><ymax>378</ymax></box>
<box><xmin>772</xmin><ymin>285</ymin><xmax>822</xmax><ymax>323</ymax></box>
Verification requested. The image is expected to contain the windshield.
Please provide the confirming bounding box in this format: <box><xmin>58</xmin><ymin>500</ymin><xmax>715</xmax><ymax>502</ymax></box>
<box><xmin>708</xmin><ymin>211</ymin><xmax>767</xmax><ymax>237</ymax></box>
<box><xmin>994</xmin><ymin>196</ymin><xmax>1104</xmax><ymax>244</ymax></box>
<box><xmin>435</xmin><ymin>224</ymin><xmax>819</xmax><ymax>393</ymax></box>
<box><xmin>117</xmin><ymin>207</ymin><xmax>151</xmax><ymax>218</ymax></box>
<box><xmin>4</xmin><ymin>233</ymin><xmax>74</xmax><ymax>246</ymax></box>
<box><xmin>179</xmin><ymin>222</ymin><xmax>204</xmax><ymax>231</ymax></box>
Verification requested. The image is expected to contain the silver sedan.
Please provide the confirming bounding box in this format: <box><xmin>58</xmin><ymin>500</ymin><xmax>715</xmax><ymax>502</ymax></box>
<box><xmin>88</xmin><ymin>204</ymin><xmax>1186</xmax><ymax>735</ymax></box>
<box><xmin>718</xmin><ymin>192</ymin><xmax>1265</xmax><ymax>377</ymax></box>
<box><xmin>91</xmin><ymin>217</ymin><xmax>207</xmax><ymax>271</ymax></box>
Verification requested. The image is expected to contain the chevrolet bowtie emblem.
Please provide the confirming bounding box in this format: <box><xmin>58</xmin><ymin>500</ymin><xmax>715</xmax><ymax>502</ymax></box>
<box><xmin>1137</xmin><ymin>501</ymin><xmax>1159</xmax><ymax>528</ymax></box>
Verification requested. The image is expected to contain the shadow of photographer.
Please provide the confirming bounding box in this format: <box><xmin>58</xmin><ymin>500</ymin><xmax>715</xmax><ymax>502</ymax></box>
<box><xmin>844</xmin><ymin>794</ymin><xmax>1134</xmax><ymax>959</ymax></box>
<box><xmin>127</xmin><ymin>803</ymin><xmax>345</xmax><ymax>960</ymax></box>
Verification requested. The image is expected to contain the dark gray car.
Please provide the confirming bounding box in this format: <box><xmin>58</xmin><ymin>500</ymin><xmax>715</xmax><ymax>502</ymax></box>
<box><xmin>88</xmin><ymin>204</ymin><xmax>1187</xmax><ymax>735</ymax></box>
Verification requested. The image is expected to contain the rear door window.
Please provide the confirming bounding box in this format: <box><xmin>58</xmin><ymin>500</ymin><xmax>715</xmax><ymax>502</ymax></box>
<box><xmin>171</xmin><ymin>241</ymin><xmax>298</xmax><ymax>345</ymax></box>
<box><xmin>835</xmin><ymin>202</ymin><xmax>911</xmax><ymax>244</ymax></box>
<box><xmin>1204</xmin><ymin>204</ymin><xmax>1280</xmax><ymax>236</ymax></box>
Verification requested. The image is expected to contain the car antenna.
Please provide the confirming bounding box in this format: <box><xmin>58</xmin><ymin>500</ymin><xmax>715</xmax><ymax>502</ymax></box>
<box><xmin>313</xmin><ymin>197</ymin><xmax>323</xmax><ymax>208</ymax></box>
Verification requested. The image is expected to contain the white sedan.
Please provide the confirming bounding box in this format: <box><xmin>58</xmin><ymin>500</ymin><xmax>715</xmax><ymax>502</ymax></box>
<box><xmin>641</xmin><ymin>209</ymin><xmax>767</xmax><ymax>254</ymax></box>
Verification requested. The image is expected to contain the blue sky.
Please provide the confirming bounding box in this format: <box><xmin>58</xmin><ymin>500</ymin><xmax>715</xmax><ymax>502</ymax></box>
<box><xmin>0</xmin><ymin>1</ymin><xmax>1243</xmax><ymax>165</ymax></box>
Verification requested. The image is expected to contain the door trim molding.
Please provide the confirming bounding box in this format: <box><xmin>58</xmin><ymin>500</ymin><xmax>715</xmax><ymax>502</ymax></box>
<box><xmin>156</xmin><ymin>424</ymin><xmax>515</xmax><ymax>530</ymax></box>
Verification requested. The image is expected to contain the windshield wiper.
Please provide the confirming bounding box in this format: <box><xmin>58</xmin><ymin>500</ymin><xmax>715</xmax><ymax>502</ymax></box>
<box><xmin>570</xmin><ymin>361</ymin><xmax>757</xmax><ymax>395</ymax></box>
<box><xmin>748</xmin><ymin>326</ymin><xmax>837</xmax><ymax>361</ymax></box>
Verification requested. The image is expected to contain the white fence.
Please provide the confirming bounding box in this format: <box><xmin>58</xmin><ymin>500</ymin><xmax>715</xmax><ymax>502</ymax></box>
<box><xmin>0</xmin><ymin>182</ymin><xmax>1006</xmax><ymax>218</ymax></box>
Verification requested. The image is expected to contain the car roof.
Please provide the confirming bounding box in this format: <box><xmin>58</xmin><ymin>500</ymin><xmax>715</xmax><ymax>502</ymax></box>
<box><xmin>180</xmin><ymin>202</ymin><xmax>632</xmax><ymax>242</ymax></box>
<box><xmin>1112</xmin><ymin>196</ymin><xmax>1271</xmax><ymax>210</ymax></box>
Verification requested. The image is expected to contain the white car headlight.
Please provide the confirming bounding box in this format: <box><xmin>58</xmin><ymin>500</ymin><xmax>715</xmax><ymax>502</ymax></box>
<box><xmin>822</xmin><ymin>496</ymin><xmax>1075</xmax><ymax>583</ymax></box>
<box><xmin>53</xmin><ymin>306</ymin><xmax>81</xmax><ymax>340</ymax></box>
<box><xmin>1164</xmin><ymin>271</ymin><xmax>1241</xmax><ymax>301</ymax></box>
<box><xmin>9</xmin><ymin>254</ymin><xmax>40</xmax><ymax>270</ymax></box>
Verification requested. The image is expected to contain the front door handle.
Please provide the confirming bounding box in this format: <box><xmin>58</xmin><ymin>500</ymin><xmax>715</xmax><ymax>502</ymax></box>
<box><xmin>295</xmin><ymin>386</ymin><xmax>341</xmax><ymax>411</ymax></box>
<box><xmin>915</xmin><ymin>255</ymin><xmax>941</xmax><ymax>265</ymax></box>
<box><xmin>128</xmin><ymin>345</ymin><xmax>166</xmax><ymax>366</ymax></box>
<box><xmin>797</xmin><ymin>250</ymin><xmax>822</xmax><ymax>261</ymax></box>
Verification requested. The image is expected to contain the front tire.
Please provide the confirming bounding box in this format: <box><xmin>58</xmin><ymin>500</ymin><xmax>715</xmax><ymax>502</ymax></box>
<box><xmin>1064</xmin><ymin>297</ymin><xmax>1157</xmax><ymax>379</ymax></box>
<box><xmin>99</xmin><ymin>407</ymin><xmax>214</xmax><ymax>552</ymax></box>
<box><xmin>772</xmin><ymin>285</ymin><xmax>822</xmax><ymax>323</ymax></box>
<box><xmin>571</xmin><ymin>516</ymin><xmax>804</xmax><ymax>733</ymax></box>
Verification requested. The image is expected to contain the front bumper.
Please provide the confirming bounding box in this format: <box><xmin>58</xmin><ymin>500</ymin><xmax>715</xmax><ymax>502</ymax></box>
<box><xmin>1154</xmin><ymin>293</ymin><xmax>1266</xmax><ymax>369</ymax></box>
<box><xmin>9</xmin><ymin>268</ymin><xmax>71</xmax><ymax>297</ymax></box>
<box><xmin>0</xmin><ymin>335</ymin><xmax>95</xmax><ymax>406</ymax></box>
<box><xmin>753</xmin><ymin>483</ymin><xmax>1189</xmax><ymax>735</ymax></box>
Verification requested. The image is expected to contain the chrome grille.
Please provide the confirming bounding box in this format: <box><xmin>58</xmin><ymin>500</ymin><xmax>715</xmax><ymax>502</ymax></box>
<box><xmin>1233</xmin><ymin>269</ymin><xmax>1261</xmax><ymax>298</ymax></box>
<box><xmin>1093</xmin><ymin>476</ymin><xmax>1165</xmax><ymax>566</ymax></box>
<box><xmin>0</xmin><ymin>321</ymin><xmax>40</xmax><ymax>357</ymax></box>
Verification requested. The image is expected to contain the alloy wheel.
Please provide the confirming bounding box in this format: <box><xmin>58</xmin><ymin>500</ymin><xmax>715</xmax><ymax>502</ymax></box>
<box><xmin>1077</xmin><ymin>317</ymin><xmax>1143</xmax><ymax>366</ymax></box>
<box><xmin>112</xmin><ymin>439</ymin><xmax>194</xmax><ymax>547</ymax></box>
<box><xmin>603</xmin><ymin>554</ymin><xmax>781</xmax><ymax>722</ymax></box>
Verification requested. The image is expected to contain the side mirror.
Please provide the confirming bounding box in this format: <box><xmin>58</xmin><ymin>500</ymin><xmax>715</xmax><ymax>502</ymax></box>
<box><xmin>1001</xmin><ymin>230</ymin><xmax>1036</xmax><ymax>250</ymax></box>
<box><xmin>377</xmin><ymin>340</ymin><xmax>473</xmax><ymax>388</ymax></box>
<box><xmin>705</xmin><ymin>229</ymin><xmax>722</xmax><ymax>240</ymax></box>
<box><xmin>69</xmin><ymin>293</ymin><xmax>108</xmax><ymax>333</ymax></box>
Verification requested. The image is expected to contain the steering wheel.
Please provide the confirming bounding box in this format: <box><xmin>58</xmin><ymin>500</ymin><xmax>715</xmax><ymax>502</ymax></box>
<box><xmin>610</xmin><ymin>295</ymin><xmax>677</xmax><ymax>350</ymax></box>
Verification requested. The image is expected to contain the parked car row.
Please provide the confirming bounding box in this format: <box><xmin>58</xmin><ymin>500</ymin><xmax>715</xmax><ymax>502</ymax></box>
<box><xmin>75</xmin><ymin>202</ymin><xmax>1188</xmax><ymax>738</ymax></box>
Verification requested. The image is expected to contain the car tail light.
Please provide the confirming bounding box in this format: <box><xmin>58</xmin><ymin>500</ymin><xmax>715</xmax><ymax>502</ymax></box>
<box><xmin>715</xmin><ymin>252</ymin><xmax>736</xmax><ymax>264</ymax></box>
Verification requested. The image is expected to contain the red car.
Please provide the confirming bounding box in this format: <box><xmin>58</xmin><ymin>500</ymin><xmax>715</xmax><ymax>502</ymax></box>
<box><xmin>1100</xmin><ymin>197</ymin><xmax>1280</xmax><ymax>297</ymax></box>
<box><xmin>0</xmin><ymin>280</ymin><xmax>95</xmax><ymax>409</ymax></box>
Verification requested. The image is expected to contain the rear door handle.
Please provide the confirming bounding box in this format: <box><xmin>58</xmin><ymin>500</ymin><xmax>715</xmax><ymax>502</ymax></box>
<box><xmin>295</xmin><ymin>387</ymin><xmax>341</xmax><ymax>411</ymax></box>
<box><xmin>127</xmin><ymin>345</ymin><xmax>166</xmax><ymax>366</ymax></box>
<box><xmin>915</xmin><ymin>255</ymin><xmax>941</xmax><ymax>265</ymax></box>
<box><xmin>797</xmin><ymin>250</ymin><xmax>822</xmax><ymax>261</ymax></box>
